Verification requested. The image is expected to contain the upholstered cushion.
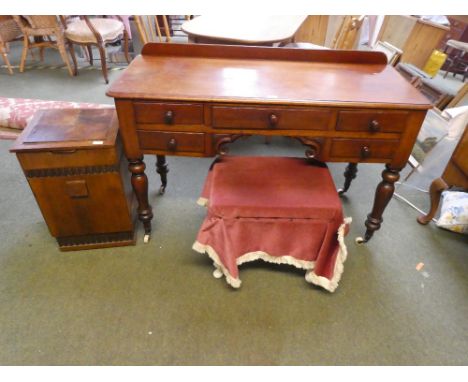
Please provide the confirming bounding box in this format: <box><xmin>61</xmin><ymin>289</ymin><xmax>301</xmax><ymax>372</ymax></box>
<box><xmin>202</xmin><ymin>156</ymin><xmax>342</xmax><ymax>220</ymax></box>
<box><xmin>194</xmin><ymin>156</ymin><xmax>351</xmax><ymax>292</ymax></box>
<box><xmin>65</xmin><ymin>18</ymin><xmax>124</xmax><ymax>43</ymax></box>
<box><xmin>436</xmin><ymin>191</ymin><xmax>468</xmax><ymax>234</ymax></box>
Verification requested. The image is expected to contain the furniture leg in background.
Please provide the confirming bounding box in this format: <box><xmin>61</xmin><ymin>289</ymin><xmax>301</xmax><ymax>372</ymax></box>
<box><xmin>155</xmin><ymin>155</ymin><xmax>168</xmax><ymax>194</ymax></box>
<box><xmin>338</xmin><ymin>162</ymin><xmax>358</xmax><ymax>195</ymax></box>
<box><xmin>417</xmin><ymin>178</ymin><xmax>449</xmax><ymax>224</ymax></box>
<box><xmin>417</xmin><ymin>126</ymin><xmax>468</xmax><ymax>225</ymax></box>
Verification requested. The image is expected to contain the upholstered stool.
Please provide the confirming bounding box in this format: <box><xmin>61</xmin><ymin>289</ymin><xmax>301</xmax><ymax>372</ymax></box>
<box><xmin>193</xmin><ymin>156</ymin><xmax>351</xmax><ymax>292</ymax></box>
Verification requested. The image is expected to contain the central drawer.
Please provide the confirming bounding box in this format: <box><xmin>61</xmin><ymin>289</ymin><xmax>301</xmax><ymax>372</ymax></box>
<box><xmin>212</xmin><ymin>106</ymin><xmax>332</xmax><ymax>130</ymax></box>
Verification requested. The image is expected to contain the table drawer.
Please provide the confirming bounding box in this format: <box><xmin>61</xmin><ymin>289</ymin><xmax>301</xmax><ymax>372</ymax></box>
<box><xmin>212</xmin><ymin>106</ymin><xmax>332</xmax><ymax>130</ymax></box>
<box><xmin>137</xmin><ymin>130</ymin><xmax>205</xmax><ymax>154</ymax></box>
<box><xmin>134</xmin><ymin>102</ymin><xmax>204</xmax><ymax>125</ymax></box>
<box><xmin>336</xmin><ymin>110</ymin><xmax>409</xmax><ymax>133</ymax></box>
<box><xmin>330</xmin><ymin>138</ymin><xmax>399</xmax><ymax>161</ymax></box>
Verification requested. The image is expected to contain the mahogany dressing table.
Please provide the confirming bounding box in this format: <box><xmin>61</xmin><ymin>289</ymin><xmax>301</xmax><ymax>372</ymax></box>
<box><xmin>107</xmin><ymin>43</ymin><xmax>432</xmax><ymax>243</ymax></box>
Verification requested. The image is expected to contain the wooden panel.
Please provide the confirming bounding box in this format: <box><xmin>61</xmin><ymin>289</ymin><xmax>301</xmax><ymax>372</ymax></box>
<box><xmin>401</xmin><ymin>20</ymin><xmax>449</xmax><ymax>68</ymax></box>
<box><xmin>27</xmin><ymin>172</ymin><xmax>134</xmax><ymax>237</ymax></box>
<box><xmin>330</xmin><ymin>138</ymin><xmax>399</xmax><ymax>161</ymax></box>
<box><xmin>378</xmin><ymin>15</ymin><xmax>416</xmax><ymax>50</ymax></box>
<box><xmin>336</xmin><ymin>110</ymin><xmax>409</xmax><ymax>133</ymax></box>
<box><xmin>10</xmin><ymin>109</ymin><xmax>118</xmax><ymax>152</ymax></box>
<box><xmin>133</xmin><ymin>102</ymin><xmax>204</xmax><ymax>125</ymax></box>
<box><xmin>17</xmin><ymin>147</ymin><xmax>119</xmax><ymax>170</ymax></box>
<box><xmin>137</xmin><ymin>130</ymin><xmax>205</xmax><ymax>153</ymax></box>
<box><xmin>451</xmin><ymin>127</ymin><xmax>468</xmax><ymax>177</ymax></box>
<box><xmin>325</xmin><ymin>16</ymin><xmax>345</xmax><ymax>47</ymax></box>
<box><xmin>212</xmin><ymin>106</ymin><xmax>332</xmax><ymax>130</ymax></box>
<box><xmin>293</xmin><ymin>16</ymin><xmax>329</xmax><ymax>45</ymax></box>
<box><xmin>107</xmin><ymin>43</ymin><xmax>433</xmax><ymax>110</ymax></box>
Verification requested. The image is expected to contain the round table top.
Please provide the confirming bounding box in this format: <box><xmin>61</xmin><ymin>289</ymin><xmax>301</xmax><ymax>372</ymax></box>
<box><xmin>181</xmin><ymin>15</ymin><xmax>307</xmax><ymax>45</ymax></box>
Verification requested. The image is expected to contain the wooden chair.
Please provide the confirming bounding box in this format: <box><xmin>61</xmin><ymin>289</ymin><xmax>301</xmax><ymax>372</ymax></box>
<box><xmin>12</xmin><ymin>15</ymin><xmax>76</xmax><ymax>76</ymax></box>
<box><xmin>331</xmin><ymin>15</ymin><xmax>365</xmax><ymax>50</ymax></box>
<box><xmin>64</xmin><ymin>16</ymin><xmax>130</xmax><ymax>84</ymax></box>
<box><xmin>373</xmin><ymin>41</ymin><xmax>402</xmax><ymax>66</ymax></box>
<box><xmin>287</xmin><ymin>15</ymin><xmax>365</xmax><ymax>50</ymax></box>
<box><xmin>0</xmin><ymin>16</ymin><xmax>22</xmax><ymax>74</ymax></box>
<box><xmin>418</xmin><ymin>125</ymin><xmax>468</xmax><ymax>225</ymax></box>
<box><xmin>134</xmin><ymin>16</ymin><xmax>171</xmax><ymax>44</ymax></box>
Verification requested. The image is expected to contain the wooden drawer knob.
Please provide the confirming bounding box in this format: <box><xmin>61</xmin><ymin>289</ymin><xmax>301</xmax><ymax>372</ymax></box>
<box><xmin>369</xmin><ymin>119</ymin><xmax>380</xmax><ymax>132</ymax></box>
<box><xmin>269</xmin><ymin>113</ymin><xmax>278</xmax><ymax>128</ymax></box>
<box><xmin>164</xmin><ymin>110</ymin><xmax>174</xmax><ymax>124</ymax></box>
<box><xmin>360</xmin><ymin>146</ymin><xmax>371</xmax><ymax>159</ymax></box>
<box><xmin>167</xmin><ymin>138</ymin><xmax>177</xmax><ymax>151</ymax></box>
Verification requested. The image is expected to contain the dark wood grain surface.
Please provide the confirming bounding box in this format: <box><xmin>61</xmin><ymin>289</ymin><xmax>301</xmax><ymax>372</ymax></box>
<box><xmin>108</xmin><ymin>43</ymin><xmax>429</xmax><ymax>109</ymax></box>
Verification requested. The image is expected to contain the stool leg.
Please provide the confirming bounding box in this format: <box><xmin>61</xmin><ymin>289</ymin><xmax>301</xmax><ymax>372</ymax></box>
<box><xmin>358</xmin><ymin>164</ymin><xmax>400</xmax><ymax>243</ymax></box>
<box><xmin>155</xmin><ymin>155</ymin><xmax>169</xmax><ymax>194</ymax></box>
<box><xmin>338</xmin><ymin>162</ymin><xmax>358</xmax><ymax>195</ymax></box>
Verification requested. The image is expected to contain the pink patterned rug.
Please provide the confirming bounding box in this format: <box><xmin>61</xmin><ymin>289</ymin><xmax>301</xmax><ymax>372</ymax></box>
<box><xmin>0</xmin><ymin>97</ymin><xmax>113</xmax><ymax>140</ymax></box>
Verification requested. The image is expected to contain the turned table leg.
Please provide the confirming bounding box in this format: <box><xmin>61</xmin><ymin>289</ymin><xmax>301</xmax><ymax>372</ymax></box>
<box><xmin>128</xmin><ymin>157</ymin><xmax>153</xmax><ymax>240</ymax></box>
<box><xmin>338</xmin><ymin>162</ymin><xmax>358</xmax><ymax>195</ymax></box>
<box><xmin>155</xmin><ymin>155</ymin><xmax>169</xmax><ymax>194</ymax></box>
<box><xmin>358</xmin><ymin>164</ymin><xmax>400</xmax><ymax>243</ymax></box>
<box><xmin>417</xmin><ymin>177</ymin><xmax>449</xmax><ymax>225</ymax></box>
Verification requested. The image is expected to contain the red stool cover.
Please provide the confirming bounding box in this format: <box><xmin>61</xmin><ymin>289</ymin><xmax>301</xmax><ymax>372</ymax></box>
<box><xmin>192</xmin><ymin>156</ymin><xmax>351</xmax><ymax>292</ymax></box>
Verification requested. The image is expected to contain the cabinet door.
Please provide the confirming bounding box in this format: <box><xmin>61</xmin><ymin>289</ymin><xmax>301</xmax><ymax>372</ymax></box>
<box><xmin>27</xmin><ymin>173</ymin><xmax>133</xmax><ymax>237</ymax></box>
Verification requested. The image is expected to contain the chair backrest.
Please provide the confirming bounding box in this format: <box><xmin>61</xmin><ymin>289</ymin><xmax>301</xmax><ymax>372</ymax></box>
<box><xmin>134</xmin><ymin>16</ymin><xmax>171</xmax><ymax>44</ymax></box>
<box><xmin>13</xmin><ymin>15</ymin><xmax>61</xmax><ymax>35</ymax></box>
<box><xmin>0</xmin><ymin>17</ymin><xmax>22</xmax><ymax>44</ymax></box>
<box><xmin>332</xmin><ymin>15</ymin><xmax>365</xmax><ymax>50</ymax></box>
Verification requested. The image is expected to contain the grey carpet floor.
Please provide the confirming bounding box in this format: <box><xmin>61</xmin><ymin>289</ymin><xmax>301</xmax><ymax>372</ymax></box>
<box><xmin>0</xmin><ymin>43</ymin><xmax>467</xmax><ymax>365</ymax></box>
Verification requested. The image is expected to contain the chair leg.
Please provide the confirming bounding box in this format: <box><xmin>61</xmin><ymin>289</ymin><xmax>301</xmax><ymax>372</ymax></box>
<box><xmin>19</xmin><ymin>36</ymin><xmax>29</xmax><ymax>73</ymax></box>
<box><xmin>56</xmin><ymin>36</ymin><xmax>75</xmax><ymax>77</ymax></box>
<box><xmin>1</xmin><ymin>51</ymin><xmax>13</xmax><ymax>75</ymax></box>
<box><xmin>97</xmin><ymin>43</ymin><xmax>109</xmax><ymax>84</ymax></box>
<box><xmin>86</xmin><ymin>45</ymin><xmax>93</xmax><ymax>65</ymax></box>
<box><xmin>67</xmin><ymin>41</ymin><xmax>78</xmax><ymax>76</ymax></box>
<box><xmin>417</xmin><ymin>177</ymin><xmax>449</xmax><ymax>225</ymax></box>
<box><xmin>123</xmin><ymin>30</ymin><xmax>130</xmax><ymax>64</ymax></box>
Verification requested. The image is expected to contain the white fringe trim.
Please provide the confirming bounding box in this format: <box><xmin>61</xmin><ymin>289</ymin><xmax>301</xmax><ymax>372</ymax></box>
<box><xmin>197</xmin><ymin>197</ymin><xmax>209</xmax><ymax>207</ymax></box>
<box><xmin>192</xmin><ymin>217</ymin><xmax>352</xmax><ymax>292</ymax></box>
<box><xmin>305</xmin><ymin>217</ymin><xmax>352</xmax><ymax>292</ymax></box>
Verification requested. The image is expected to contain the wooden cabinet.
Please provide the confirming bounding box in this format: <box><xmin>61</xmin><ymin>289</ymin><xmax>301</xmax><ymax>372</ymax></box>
<box><xmin>10</xmin><ymin>109</ymin><xmax>136</xmax><ymax>251</ymax></box>
<box><xmin>378</xmin><ymin>16</ymin><xmax>450</xmax><ymax>69</ymax></box>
